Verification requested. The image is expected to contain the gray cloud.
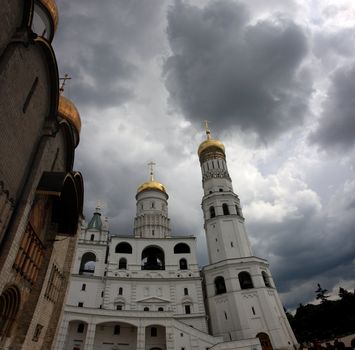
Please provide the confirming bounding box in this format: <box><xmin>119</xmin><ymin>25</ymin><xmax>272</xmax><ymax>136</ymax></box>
<box><xmin>164</xmin><ymin>0</ymin><xmax>310</xmax><ymax>141</ymax></box>
<box><xmin>309</xmin><ymin>63</ymin><xmax>355</xmax><ymax>151</ymax></box>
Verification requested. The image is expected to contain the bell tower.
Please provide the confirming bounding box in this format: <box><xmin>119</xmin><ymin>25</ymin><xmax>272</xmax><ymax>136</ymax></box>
<box><xmin>199</xmin><ymin>126</ymin><xmax>298</xmax><ymax>349</ymax></box>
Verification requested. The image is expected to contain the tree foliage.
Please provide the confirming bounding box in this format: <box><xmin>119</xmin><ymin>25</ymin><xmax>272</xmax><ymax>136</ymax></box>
<box><xmin>289</xmin><ymin>287</ymin><xmax>355</xmax><ymax>342</ymax></box>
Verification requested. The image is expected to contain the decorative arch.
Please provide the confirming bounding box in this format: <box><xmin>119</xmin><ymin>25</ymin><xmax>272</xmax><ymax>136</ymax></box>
<box><xmin>262</xmin><ymin>271</ymin><xmax>271</xmax><ymax>287</ymax></box>
<box><xmin>214</xmin><ymin>276</ymin><xmax>227</xmax><ymax>295</ymax></box>
<box><xmin>256</xmin><ymin>332</ymin><xmax>273</xmax><ymax>350</ymax></box>
<box><xmin>209</xmin><ymin>206</ymin><xmax>216</xmax><ymax>218</ymax></box>
<box><xmin>141</xmin><ymin>246</ymin><xmax>165</xmax><ymax>270</ymax></box>
<box><xmin>79</xmin><ymin>252</ymin><xmax>96</xmax><ymax>275</ymax></box>
<box><xmin>118</xmin><ymin>258</ymin><xmax>127</xmax><ymax>270</ymax></box>
<box><xmin>0</xmin><ymin>285</ymin><xmax>21</xmax><ymax>338</ymax></box>
<box><xmin>115</xmin><ymin>242</ymin><xmax>132</xmax><ymax>254</ymax></box>
<box><xmin>238</xmin><ymin>271</ymin><xmax>254</xmax><ymax>289</ymax></box>
<box><xmin>222</xmin><ymin>203</ymin><xmax>230</xmax><ymax>215</ymax></box>
<box><xmin>179</xmin><ymin>258</ymin><xmax>188</xmax><ymax>270</ymax></box>
<box><xmin>174</xmin><ymin>243</ymin><xmax>190</xmax><ymax>254</ymax></box>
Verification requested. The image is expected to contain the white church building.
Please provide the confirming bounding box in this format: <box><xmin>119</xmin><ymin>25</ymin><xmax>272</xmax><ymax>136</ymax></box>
<box><xmin>53</xmin><ymin>130</ymin><xmax>298</xmax><ymax>350</ymax></box>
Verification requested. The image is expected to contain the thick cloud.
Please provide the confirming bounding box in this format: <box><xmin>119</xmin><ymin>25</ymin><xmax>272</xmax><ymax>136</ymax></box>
<box><xmin>309</xmin><ymin>63</ymin><xmax>355</xmax><ymax>151</ymax></box>
<box><xmin>164</xmin><ymin>0</ymin><xmax>311</xmax><ymax>141</ymax></box>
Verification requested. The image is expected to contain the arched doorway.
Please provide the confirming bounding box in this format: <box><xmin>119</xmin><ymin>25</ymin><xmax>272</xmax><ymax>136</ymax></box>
<box><xmin>256</xmin><ymin>332</ymin><xmax>273</xmax><ymax>350</ymax></box>
<box><xmin>64</xmin><ymin>320</ymin><xmax>88</xmax><ymax>350</ymax></box>
<box><xmin>0</xmin><ymin>285</ymin><xmax>20</xmax><ymax>342</ymax></box>
<box><xmin>146</xmin><ymin>325</ymin><xmax>166</xmax><ymax>350</ymax></box>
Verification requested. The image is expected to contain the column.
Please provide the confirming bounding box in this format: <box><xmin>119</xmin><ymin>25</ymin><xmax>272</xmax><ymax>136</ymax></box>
<box><xmin>136</xmin><ymin>325</ymin><xmax>145</xmax><ymax>350</ymax></box>
<box><xmin>52</xmin><ymin>317</ymin><xmax>69</xmax><ymax>350</ymax></box>
<box><xmin>83</xmin><ymin>323</ymin><xmax>96</xmax><ymax>350</ymax></box>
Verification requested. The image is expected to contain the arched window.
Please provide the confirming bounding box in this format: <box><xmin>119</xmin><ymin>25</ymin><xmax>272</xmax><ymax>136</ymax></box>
<box><xmin>214</xmin><ymin>276</ymin><xmax>227</xmax><ymax>295</ymax></box>
<box><xmin>79</xmin><ymin>252</ymin><xmax>96</xmax><ymax>275</ymax></box>
<box><xmin>115</xmin><ymin>242</ymin><xmax>132</xmax><ymax>254</ymax></box>
<box><xmin>119</xmin><ymin>258</ymin><xmax>127</xmax><ymax>270</ymax></box>
<box><xmin>179</xmin><ymin>258</ymin><xmax>188</xmax><ymax>270</ymax></box>
<box><xmin>141</xmin><ymin>246</ymin><xmax>165</xmax><ymax>270</ymax></box>
<box><xmin>0</xmin><ymin>285</ymin><xmax>21</xmax><ymax>338</ymax></box>
<box><xmin>114</xmin><ymin>325</ymin><xmax>120</xmax><ymax>335</ymax></box>
<box><xmin>262</xmin><ymin>271</ymin><xmax>271</xmax><ymax>288</ymax></box>
<box><xmin>144</xmin><ymin>307</ymin><xmax>149</xmax><ymax>311</ymax></box>
<box><xmin>222</xmin><ymin>203</ymin><xmax>230</xmax><ymax>215</ymax></box>
<box><xmin>239</xmin><ymin>271</ymin><xmax>254</xmax><ymax>289</ymax></box>
<box><xmin>209</xmin><ymin>206</ymin><xmax>216</xmax><ymax>218</ymax></box>
<box><xmin>158</xmin><ymin>307</ymin><xmax>164</xmax><ymax>311</ymax></box>
<box><xmin>174</xmin><ymin>243</ymin><xmax>190</xmax><ymax>254</ymax></box>
<box><xmin>77</xmin><ymin>323</ymin><xmax>85</xmax><ymax>333</ymax></box>
<box><xmin>118</xmin><ymin>287</ymin><xmax>123</xmax><ymax>295</ymax></box>
<box><xmin>151</xmin><ymin>327</ymin><xmax>157</xmax><ymax>336</ymax></box>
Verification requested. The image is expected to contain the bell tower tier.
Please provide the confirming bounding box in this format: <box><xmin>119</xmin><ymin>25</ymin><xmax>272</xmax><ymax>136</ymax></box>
<box><xmin>198</xmin><ymin>127</ymin><xmax>252</xmax><ymax>264</ymax></box>
<box><xmin>198</xmin><ymin>126</ymin><xmax>298</xmax><ymax>349</ymax></box>
<box><xmin>134</xmin><ymin>163</ymin><xmax>171</xmax><ymax>238</ymax></box>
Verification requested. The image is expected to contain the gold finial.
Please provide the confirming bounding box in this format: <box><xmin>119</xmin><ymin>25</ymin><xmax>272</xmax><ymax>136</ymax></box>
<box><xmin>59</xmin><ymin>74</ymin><xmax>72</xmax><ymax>93</ymax></box>
<box><xmin>148</xmin><ymin>161</ymin><xmax>156</xmax><ymax>181</ymax></box>
<box><xmin>204</xmin><ymin>120</ymin><xmax>211</xmax><ymax>140</ymax></box>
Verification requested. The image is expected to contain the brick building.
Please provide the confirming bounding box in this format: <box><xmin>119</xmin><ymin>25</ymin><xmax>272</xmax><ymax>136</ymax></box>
<box><xmin>0</xmin><ymin>1</ymin><xmax>84</xmax><ymax>349</ymax></box>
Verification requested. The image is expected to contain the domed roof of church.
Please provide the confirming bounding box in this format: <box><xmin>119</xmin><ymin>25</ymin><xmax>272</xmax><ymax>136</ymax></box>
<box><xmin>39</xmin><ymin>0</ymin><xmax>59</xmax><ymax>32</ymax></box>
<box><xmin>137</xmin><ymin>180</ymin><xmax>166</xmax><ymax>195</ymax></box>
<box><xmin>58</xmin><ymin>95</ymin><xmax>81</xmax><ymax>142</ymax></box>
<box><xmin>197</xmin><ymin>127</ymin><xmax>225</xmax><ymax>157</ymax></box>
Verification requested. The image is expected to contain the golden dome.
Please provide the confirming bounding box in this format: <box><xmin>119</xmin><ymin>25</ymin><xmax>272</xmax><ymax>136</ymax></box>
<box><xmin>198</xmin><ymin>138</ymin><xmax>225</xmax><ymax>157</ymax></box>
<box><xmin>137</xmin><ymin>180</ymin><xmax>166</xmax><ymax>195</ymax></box>
<box><xmin>39</xmin><ymin>0</ymin><xmax>59</xmax><ymax>32</ymax></box>
<box><xmin>58</xmin><ymin>95</ymin><xmax>81</xmax><ymax>139</ymax></box>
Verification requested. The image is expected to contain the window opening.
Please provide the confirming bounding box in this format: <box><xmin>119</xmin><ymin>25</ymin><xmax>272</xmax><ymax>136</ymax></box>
<box><xmin>184</xmin><ymin>288</ymin><xmax>188</xmax><ymax>295</ymax></box>
<box><xmin>151</xmin><ymin>327</ymin><xmax>157</xmax><ymax>337</ymax></box>
<box><xmin>222</xmin><ymin>203</ymin><xmax>230</xmax><ymax>215</ymax></box>
<box><xmin>77</xmin><ymin>323</ymin><xmax>85</xmax><ymax>333</ymax></box>
<box><xmin>209</xmin><ymin>206</ymin><xmax>216</xmax><ymax>218</ymax></box>
<box><xmin>185</xmin><ymin>305</ymin><xmax>191</xmax><ymax>314</ymax></box>
<box><xmin>114</xmin><ymin>325</ymin><xmax>120</xmax><ymax>335</ymax></box>
<box><xmin>215</xmin><ymin>276</ymin><xmax>227</xmax><ymax>295</ymax></box>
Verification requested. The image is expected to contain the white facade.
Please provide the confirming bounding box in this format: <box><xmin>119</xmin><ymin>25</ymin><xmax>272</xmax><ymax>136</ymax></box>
<box><xmin>53</xmin><ymin>133</ymin><xmax>297</xmax><ymax>350</ymax></box>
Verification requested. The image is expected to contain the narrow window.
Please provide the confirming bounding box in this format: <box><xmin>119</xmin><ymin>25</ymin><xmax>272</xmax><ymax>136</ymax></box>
<box><xmin>262</xmin><ymin>271</ymin><xmax>271</xmax><ymax>288</ymax></box>
<box><xmin>119</xmin><ymin>258</ymin><xmax>127</xmax><ymax>270</ymax></box>
<box><xmin>179</xmin><ymin>258</ymin><xmax>188</xmax><ymax>270</ymax></box>
<box><xmin>215</xmin><ymin>276</ymin><xmax>227</xmax><ymax>295</ymax></box>
<box><xmin>81</xmin><ymin>283</ymin><xmax>86</xmax><ymax>291</ymax></box>
<box><xmin>114</xmin><ymin>325</ymin><xmax>120</xmax><ymax>335</ymax></box>
<box><xmin>185</xmin><ymin>305</ymin><xmax>191</xmax><ymax>314</ymax></box>
<box><xmin>231</xmin><ymin>242</ymin><xmax>234</xmax><ymax>247</ymax></box>
<box><xmin>151</xmin><ymin>202</ymin><xmax>155</xmax><ymax>208</ymax></box>
<box><xmin>78</xmin><ymin>302</ymin><xmax>83</xmax><ymax>307</ymax></box>
<box><xmin>118</xmin><ymin>287</ymin><xmax>123</xmax><ymax>295</ymax></box>
<box><xmin>152</xmin><ymin>230</ymin><xmax>154</xmax><ymax>236</ymax></box>
<box><xmin>212</xmin><ymin>161</ymin><xmax>215</xmax><ymax>169</ymax></box>
<box><xmin>252</xmin><ymin>306</ymin><xmax>256</xmax><ymax>315</ymax></box>
<box><xmin>184</xmin><ymin>288</ymin><xmax>188</xmax><ymax>295</ymax></box>
<box><xmin>77</xmin><ymin>323</ymin><xmax>85</xmax><ymax>333</ymax></box>
<box><xmin>90</xmin><ymin>234</ymin><xmax>94</xmax><ymax>241</ymax></box>
<box><xmin>209</xmin><ymin>206</ymin><xmax>216</xmax><ymax>218</ymax></box>
<box><xmin>224</xmin><ymin>311</ymin><xmax>228</xmax><ymax>320</ymax></box>
<box><xmin>151</xmin><ymin>327</ymin><xmax>157</xmax><ymax>337</ymax></box>
<box><xmin>222</xmin><ymin>203</ymin><xmax>230</xmax><ymax>215</ymax></box>
<box><xmin>101</xmin><ymin>291</ymin><xmax>104</xmax><ymax>297</ymax></box>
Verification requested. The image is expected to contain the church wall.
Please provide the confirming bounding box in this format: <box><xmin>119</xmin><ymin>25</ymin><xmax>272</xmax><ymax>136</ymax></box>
<box><xmin>0</xmin><ymin>0</ymin><xmax>24</xmax><ymax>54</ymax></box>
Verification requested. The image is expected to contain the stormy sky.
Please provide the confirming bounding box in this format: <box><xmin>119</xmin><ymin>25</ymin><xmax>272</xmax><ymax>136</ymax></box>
<box><xmin>53</xmin><ymin>0</ymin><xmax>355</xmax><ymax>310</ymax></box>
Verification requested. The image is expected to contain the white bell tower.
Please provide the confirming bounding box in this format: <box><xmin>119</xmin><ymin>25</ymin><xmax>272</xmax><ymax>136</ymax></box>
<box><xmin>199</xmin><ymin>124</ymin><xmax>298</xmax><ymax>349</ymax></box>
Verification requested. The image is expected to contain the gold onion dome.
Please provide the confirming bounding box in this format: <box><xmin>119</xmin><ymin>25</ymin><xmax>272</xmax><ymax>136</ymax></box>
<box><xmin>39</xmin><ymin>0</ymin><xmax>59</xmax><ymax>31</ymax></box>
<box><xmin>198</xmin><ymin>127</ymin><xmax>225</xmax><ymax>157</ymax></box>
<box><xmin>137</xmin><ymin>180</ymin><xmax>166</xmax><ymax>195</ymax></box>
<box><xmin>58</xmin><ymin>95</ymin><xmax>81</xmax><ymax>139</ymax></box>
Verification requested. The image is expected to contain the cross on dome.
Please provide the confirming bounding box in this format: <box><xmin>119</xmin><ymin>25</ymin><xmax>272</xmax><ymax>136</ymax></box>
<box><xmin>203</xmin><ymin>120</ymin><xmax>212</xmax><ymax>140</ymax></box>
<box><xmin>148</xmin><ymin>161</ymin><xmax>156</xmax><ymax>181</ymax></box>
<box><xmin>59</xmin><ymin>73</ymin><xmax>72</xmax><ymax>93</ymax></box>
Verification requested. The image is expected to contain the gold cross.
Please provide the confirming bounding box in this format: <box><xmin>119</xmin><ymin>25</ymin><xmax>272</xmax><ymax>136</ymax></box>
<box><xmin>203</xmin><ymin>120</ymin><xmax>211</xmax><ymax>139</ymax></box>
<box><xmin>59</xmin><ymin>73</ymin><xmax>72</xmax><ymax>93</ymax></box>
<box><xmin>148</xmin><ymin>161</ymin><xmax>156</xmax><ymax>181</ymax></box>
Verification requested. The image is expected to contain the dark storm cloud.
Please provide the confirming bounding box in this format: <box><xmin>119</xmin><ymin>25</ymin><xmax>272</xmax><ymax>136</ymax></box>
<box><xmin>164</xmin><ymin>0</ymin><xmax>310</xmax><ymax>141</ymax></box>
<box><xmin>248</xmin><ymin>181</ymin><xmax>355</xmax><ymax>309</ymax></box>
<box><xmin>309</xmin><ymin>63</ymin><xmax>355</xmax><ymax>151</ymax></box>
<box><xmin>53</xmin><ymin>0</ymin><xmax>164</xmax><ymax>109</ymax></box>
